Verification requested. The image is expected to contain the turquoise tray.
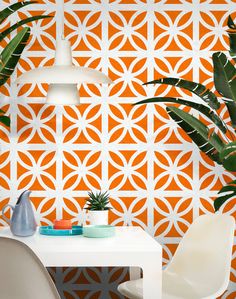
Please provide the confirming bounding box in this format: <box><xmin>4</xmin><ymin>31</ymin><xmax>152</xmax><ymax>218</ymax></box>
<box><xmin>39</xmin><ymin>225</ymin><xmax>83</xmax><ymax>236</ymax></box>
<box><xmin>83</xmin><ymin>225</ymin><xmax>115</xmax><ymax>238</ymax></box>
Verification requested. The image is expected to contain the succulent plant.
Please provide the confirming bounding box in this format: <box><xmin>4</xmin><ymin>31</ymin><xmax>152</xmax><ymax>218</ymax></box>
<box><xmin>85</xmin><ymin>191</ymin><xmax>112</xmax><ymax>211</ymax></box>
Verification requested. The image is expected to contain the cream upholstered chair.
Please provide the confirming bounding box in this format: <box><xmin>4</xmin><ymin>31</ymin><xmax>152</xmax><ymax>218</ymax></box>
<box><xmin>0</xmin><ymin>237</ymin><xmax>61</xmax><ymax>299</ymax></box>
<box><xmin>118</xmin><ymin>214</ymin><xmax>235</xmax><ymax>299</ymax></box>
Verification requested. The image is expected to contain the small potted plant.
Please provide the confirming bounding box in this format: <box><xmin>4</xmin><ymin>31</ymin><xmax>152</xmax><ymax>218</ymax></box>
<box><xmin>85</xmin><ymin>191</ymin><xmax>112</xmax><ymax>225</ymax></box>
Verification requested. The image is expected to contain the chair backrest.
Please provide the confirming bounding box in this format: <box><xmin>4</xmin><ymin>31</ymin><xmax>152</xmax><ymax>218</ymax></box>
<box><xmin>165</xmin><ymin>214</ymin><xmax>235</xmax><ymax>298</ymax></box>
<box><xmin>0</xmin><ymin>237</ymin><xmax>61</xmax><ymax>299</ymax></box>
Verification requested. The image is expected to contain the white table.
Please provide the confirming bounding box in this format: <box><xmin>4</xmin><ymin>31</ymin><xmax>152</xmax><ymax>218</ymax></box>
<box><xmin>0</xmin><ymin>226</ymin><xmax>162</xmax><ymax>299</ymax></box>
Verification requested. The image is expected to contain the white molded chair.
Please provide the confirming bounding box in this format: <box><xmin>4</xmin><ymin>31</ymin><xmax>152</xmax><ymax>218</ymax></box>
<box><xmin>0</xmin><ymin>237</ymin><xmax>61</xmax><ymax>299</ymax></box>
<box><xmin>118</xmin><ymin>214</ymin><xmax>235</xmax><ymax>299</ymax></box>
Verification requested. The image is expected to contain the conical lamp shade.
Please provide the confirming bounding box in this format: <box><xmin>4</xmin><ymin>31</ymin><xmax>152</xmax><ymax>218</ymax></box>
<box><xmin>16</xmin><ymin>39</ymin><xmax>113</xmax><ymax>105</ymax></box>
<box><xmin>47</xmin><ymin>84</ymin><xmax>79</xmax><ymax>105</ymax></box>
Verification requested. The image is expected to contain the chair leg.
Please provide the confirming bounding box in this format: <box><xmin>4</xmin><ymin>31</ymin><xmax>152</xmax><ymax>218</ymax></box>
<box><xmin>142</xmin><ymin>262</ymin><xmax>162</xmax><ymax>299</ymax></box>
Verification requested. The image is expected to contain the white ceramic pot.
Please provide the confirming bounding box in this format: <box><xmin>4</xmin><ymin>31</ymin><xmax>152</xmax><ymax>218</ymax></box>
<box><xmin>88</xmin><ymin>210</ymin><xmax>108</xmax><ymax>225</ymax></box>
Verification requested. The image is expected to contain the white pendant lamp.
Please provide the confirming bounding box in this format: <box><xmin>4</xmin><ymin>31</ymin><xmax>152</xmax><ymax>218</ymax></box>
<box><xmin>16</xmin><ymin>2</ymin><xmax>112</xmax><ymax>105</ymax></box>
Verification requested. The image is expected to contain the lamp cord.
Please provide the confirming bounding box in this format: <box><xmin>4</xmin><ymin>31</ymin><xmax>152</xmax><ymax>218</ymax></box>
<box><xmin>56</xmin><ymin>0</ymin><xmax>65</xmax><ymax>40</ymax></box>
<box><xmin>61</xmin><ymin>0</ymin><xmax>64</xmax><ymax>39</ymax></box>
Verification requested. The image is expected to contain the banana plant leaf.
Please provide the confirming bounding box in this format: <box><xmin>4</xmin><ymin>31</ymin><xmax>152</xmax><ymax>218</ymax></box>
<box><xmin>212</xmin><ymin>52</ymin><xmax>236</xmax><ymax>100</ymax></box>
<box><xmin>0</xmin><ymin>90</ymin><xmax>10</xmax><ymax>127</ymax></box>
<box><xmin>143</xmin><ymin>78</ymin><xmax>220</xmax><ymax>110</ymax></box>
<box><xmin>214</xmin><ymin>179</ymin><xmax>236</xmax><ymax>211</ymax></box>
<box><xmin>0</xmin><ymin>1</ymin><xmax>37</xmax><ymax>25</ymax></box>
<box><xmin>134</xmin><ymin>97</ymin><xmax>227</xmax><ymax>133</ymax></box>
<box><xmin>213</xmin><ymin>52</ymin><xmax>236</xmax><ymax>127</ymax></box>
<box><xmin>0</xmin><ymin>15</ymin><xmax>51</xmax><ymax>42</ymax></box>
<box><xmin>225</xmin><ymin>101</ymin><xmax>236</xmax><ymax>129</ymax></box>
<box><xmin>227</xmin><ymin>16</ymin><xmax>236</xmax><ymax>62</ymax></box>
<box><xmin>227</xmin><ymin>15</ymin><xmax>236</xmax><ymax>29</ymax></box>
<box><xmin>219</xmin><ymin>141</ymin><xmax>236</xmax><ymax>171</ymax></box>
<box><xmin>228</xmin><ymin>35</ymin><xmax>236</xmax><ymax>63</ymax></box>
<box><xmin>0</xmin><ymin>115</ymin><xmax>10</xmax><ymax>127</ymax></box>
<box><xmin>0</xmin><ymin>27</ymin><xmax>30</xmax><ymax>86</ymax></box>
<box><xmin>166</xmin><ymin>106</ymin><xmax>225</xmax><ymax>164</ymax></box>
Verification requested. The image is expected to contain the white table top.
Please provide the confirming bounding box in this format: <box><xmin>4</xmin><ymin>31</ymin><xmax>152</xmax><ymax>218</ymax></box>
<box><xmin>0</xmin><ymin>226</ymin><xmax>163</xmax><ymax>298</ymax></box>
<box><xmin>0</xmin><ymin>226</ymin><xmax>161</xmax><ymax>254</ymax></box>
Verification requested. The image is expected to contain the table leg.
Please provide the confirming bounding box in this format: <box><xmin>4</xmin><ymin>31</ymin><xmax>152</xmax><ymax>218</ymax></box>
<box><xmin>142</xmin><ymin>256</ymin><xmax>162</xmax><ymax>299</ymax></box>
<box><xmin>129</xmin><ymin>267</ymin><xmax>141</xmax><ymax>280</ymax></box>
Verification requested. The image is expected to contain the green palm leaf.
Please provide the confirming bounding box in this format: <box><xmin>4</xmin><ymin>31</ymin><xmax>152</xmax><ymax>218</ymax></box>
<box><xmin>219</xmin><ymin>141</ymin><xmax>236</xmax><ymax>171</ymax></box>
<box><xmin>227</xmin><ymin>15</ymin><xmax>236</xmax><ymax>29</ymax></box>
<box><xmin>166</xmin><ymin>106</ymin><xmax>225</xmax><ymax>164</ymax></box>
<box><xmin>134</xmin><ymin>97</ymin><xmax>227</xmax><ymax>133</ymax></box>
<box><xmin>0</xmin><ymin>27</ymin><xmax>30</xmax><ymax>86</ymax></box>
<box><xmin>214</xmin><ymin>179</ymin><xmax>236</xmax><ymax>211</ymax></box>
<box><xmin>225</xmin><ymin>101</ymin><xmax>236</xmax><ymax>129</ymax></box>
<box><xmin>0</xmin><ymin>1</ymin><xmax>37</xmax><ymax>25</ymax></box>
<box><xmin>213</xmin><ymin>52</ymin><xmax>236</xmax><ymax>100</ymax></box>
<box><xmin>0</xmin><ymin>115</ymin><xmax>10</xmax><ymax>127</ymax></box>
<box><xmin>0</xmin><ymin>15</ymin><xmax>51</xmax><ymax>42</ymax></box>
<box><xmin>213</xmin><ymin>52</ymin><xmax>236</xmax><ymax>127</ymax></box>
<box><xmin>143</xmin><ymin>78</ymin><xmax>220</xmax><ymax>110</ymax></box>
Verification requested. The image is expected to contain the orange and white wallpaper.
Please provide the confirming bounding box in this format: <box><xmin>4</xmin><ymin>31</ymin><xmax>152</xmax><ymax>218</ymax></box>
<box><xmin>0</xmin><ymin>0</ymin><xmax>236</xmax><ymax>298</ymax></box>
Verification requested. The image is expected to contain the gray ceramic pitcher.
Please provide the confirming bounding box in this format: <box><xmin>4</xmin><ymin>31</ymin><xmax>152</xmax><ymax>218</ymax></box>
<box><xmin>2</xmin><ymin>190</ymin><xmax>37</xmax><ymax>237</ymax></box>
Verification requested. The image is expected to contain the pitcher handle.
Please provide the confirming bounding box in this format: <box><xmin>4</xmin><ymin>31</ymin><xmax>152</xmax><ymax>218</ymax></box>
<box><xmin>2</xmin><ymin>204</ymin><xmax>14</xmax><ymax>224</ymax></box>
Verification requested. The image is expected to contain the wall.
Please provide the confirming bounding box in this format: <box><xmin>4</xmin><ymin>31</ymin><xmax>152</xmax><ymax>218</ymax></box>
<box><xmin>0</xmin><ymin>0</ymin><xmax>235</xmax><ymax>298</ymax></box>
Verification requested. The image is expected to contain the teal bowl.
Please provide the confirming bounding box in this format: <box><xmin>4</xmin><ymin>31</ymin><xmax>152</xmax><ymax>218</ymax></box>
<box><xmin>39</xmin><ymin>225</ymin><xmax>83</xmax><ymax>236</ymax></box>
<box><xmin>83</xmin><ymin>225</ymin><xmax>115</xmax><ymax>238</ymax></box>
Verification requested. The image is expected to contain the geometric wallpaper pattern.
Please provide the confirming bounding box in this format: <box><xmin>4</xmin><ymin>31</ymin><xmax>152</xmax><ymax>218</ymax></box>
<box><xmin>0</xmin><ymin>0</ymin><xmax>235</xmax><ymax>298</ymax></box>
